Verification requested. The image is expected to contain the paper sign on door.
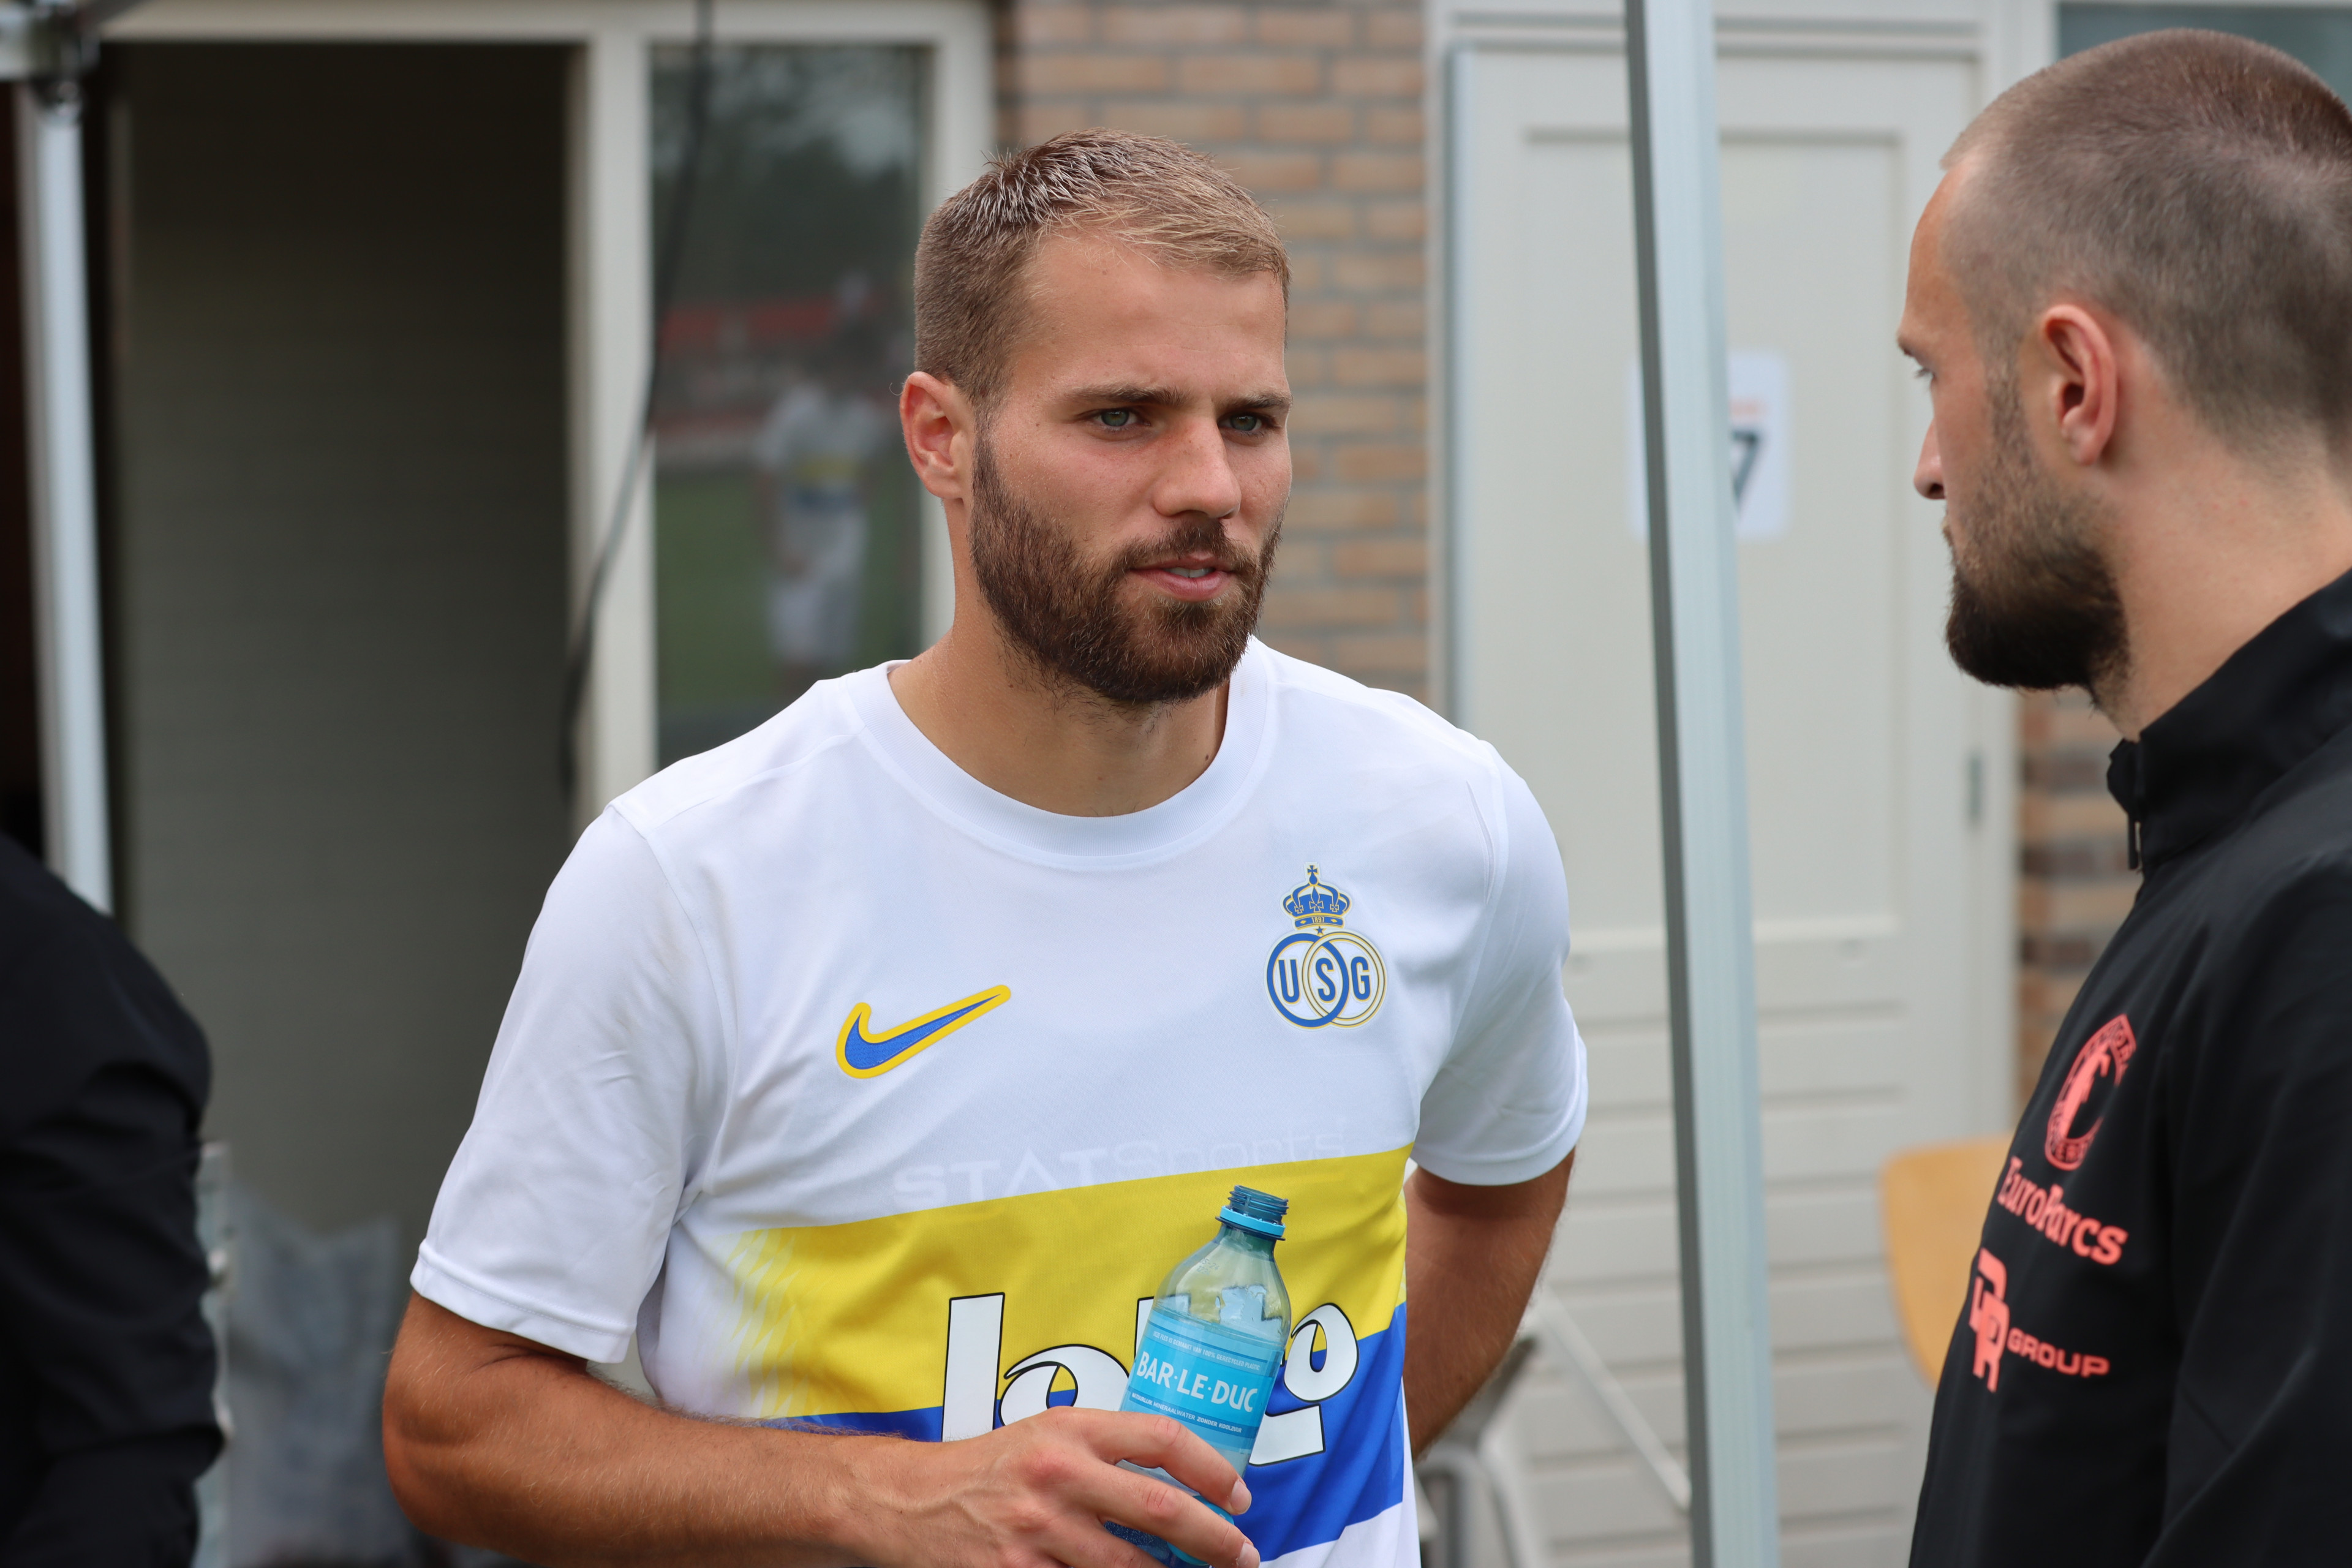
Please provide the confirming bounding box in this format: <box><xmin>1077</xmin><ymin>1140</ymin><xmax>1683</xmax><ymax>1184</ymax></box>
<box><xmin>1625</xmin><ymin>350</ymin><xmax>1790</xmax><ymax>541</ymax></box>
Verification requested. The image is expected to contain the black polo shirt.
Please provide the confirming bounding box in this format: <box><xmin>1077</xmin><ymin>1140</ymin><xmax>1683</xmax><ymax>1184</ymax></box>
<box><xmin>0</xmin><ymin>835</ymin><xmax>219</xmax><ymax>1565</ymax></box>
<box><xmin>1912</xmin><ymin>568</ymin><xmax>2352</xmax><ymax>1566</ymax></box>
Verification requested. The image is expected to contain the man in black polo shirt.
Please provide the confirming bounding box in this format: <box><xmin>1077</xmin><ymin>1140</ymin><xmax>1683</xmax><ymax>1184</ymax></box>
<box><xmin>1896</xmin><ymin>29</ymin><xmax>2352</xmax><ymax>1568</ymax></box>
<box><xmin>0</xmin><ymin>834</ymin><xmax>219</xmax><ymax>1564</ymax></box>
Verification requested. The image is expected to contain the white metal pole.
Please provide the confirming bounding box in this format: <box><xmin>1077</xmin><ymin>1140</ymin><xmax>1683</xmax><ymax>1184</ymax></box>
<box><xmin>1621</xmin><ymin>1</ymin><xmax>1779</xmax><ymax>1563</ymax></box>
<box><xmin>16</xmin><ymin>81</ymin><xmax>109</xmax><ymax>911</ymax></box>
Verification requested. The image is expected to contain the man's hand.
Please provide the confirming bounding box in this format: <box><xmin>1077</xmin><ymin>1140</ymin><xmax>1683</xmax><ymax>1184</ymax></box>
<box><xmin>383</xmin><ymin>1292</ymin><xmax>1259</xmax><ymax>1568</ymax></box>
<box><xmin>1403</xmin><ymin>1152</ymin><xmax>1574</xmax><ymax>1452</ymax></box>
<box><xmin>856</xmin><ymin>1406</ymin><xmax>1259</xmax><ymax>1568</ymax></box>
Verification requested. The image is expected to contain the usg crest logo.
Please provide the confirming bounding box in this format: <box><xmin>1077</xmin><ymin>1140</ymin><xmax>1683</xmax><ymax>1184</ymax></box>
<box><xmin>1266</xmin><ymin>865</ymin><xmax>1385</xmax><ymax>1028</ymax></box>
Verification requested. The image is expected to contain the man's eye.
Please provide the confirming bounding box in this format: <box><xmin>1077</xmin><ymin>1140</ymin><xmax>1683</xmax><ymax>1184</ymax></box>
<box><xmin>1227</xmin><ymin>413</ymin><xmax>1266</xmax><ymax>433</ymax></box>
<box><xmin>1096</xmin><ymin>409</ymin><xmax>1137</xmax><ymax>429</ymax></box>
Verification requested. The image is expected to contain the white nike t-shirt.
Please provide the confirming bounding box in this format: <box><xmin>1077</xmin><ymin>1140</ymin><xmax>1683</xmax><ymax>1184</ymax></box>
<box><xmin>415</xmin><ymin>641</ymin><xmax>1586</xmax><ymax>1568</ymax></box>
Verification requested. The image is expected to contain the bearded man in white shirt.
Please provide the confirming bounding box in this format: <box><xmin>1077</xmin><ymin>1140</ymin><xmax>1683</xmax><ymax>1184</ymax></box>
<box><xmin>383</xmin><ymin>129</ymin><xmax>1585</xmax><ymax>1568</ymax></box>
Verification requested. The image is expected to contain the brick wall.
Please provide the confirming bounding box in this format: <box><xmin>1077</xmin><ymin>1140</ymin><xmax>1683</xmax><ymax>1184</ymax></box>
<box><xmin>997</xmin><ymin>0</ymin><xmax>1434</xmax><ymax>702</ymax></box>
<box><xmin>2016</xmin><ymin>691</ymin><xmax>2138</xmax><ymax>1106</ymax></box>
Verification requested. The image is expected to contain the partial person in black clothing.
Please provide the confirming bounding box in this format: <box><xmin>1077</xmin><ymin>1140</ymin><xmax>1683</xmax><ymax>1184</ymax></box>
<box><xmin>1896</xmin><ymin>29</ymin><xmax>2352</xmax><ymax>1568</ymax></box>
<box><xmin>0</xmin><ymin>833</ymin><xmax>219</xmax><ymax>1564</ymax></box>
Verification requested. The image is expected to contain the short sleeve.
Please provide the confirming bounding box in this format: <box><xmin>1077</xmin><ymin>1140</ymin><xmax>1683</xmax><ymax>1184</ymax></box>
<box><xmin>411</xmin><ymin>809</ymin><xmax>729</xmax><ymax>1363</ymax></box>
<box><xmin>1413</xmin><ymin>760</ymin><xmax>1588</xmax><ymax>1185</ymax></box>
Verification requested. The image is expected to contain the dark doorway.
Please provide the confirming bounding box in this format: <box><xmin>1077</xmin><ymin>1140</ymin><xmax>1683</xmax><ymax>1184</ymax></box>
<box><xmin>105</xmin><ymin>43</ymin><xmax>571</xmax><ymax>1250</ymax></box>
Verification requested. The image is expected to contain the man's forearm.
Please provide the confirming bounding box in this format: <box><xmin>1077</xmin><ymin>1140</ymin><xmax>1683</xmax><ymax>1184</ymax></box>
<box><xmin>385</xmin><ymin>1295</ymin><xmax>876</xmax><ymax>1568</ymax></box>
<box><xmin>385</xmin><ymin>1293</ymin><xmax>1264</xmax><ymax>1568</ymax></box>
<box><xmin>1401</xmin><ymin>1153</ymin><xmax>1573</xmax><ymax>1453</ymax></box>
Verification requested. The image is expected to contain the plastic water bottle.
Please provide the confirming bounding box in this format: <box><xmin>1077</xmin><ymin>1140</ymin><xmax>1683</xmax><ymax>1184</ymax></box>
<box><xmin>1110</xmin><ymin>1186</ymin><xmax>1294</xmax><ymax>1566</ymax></box>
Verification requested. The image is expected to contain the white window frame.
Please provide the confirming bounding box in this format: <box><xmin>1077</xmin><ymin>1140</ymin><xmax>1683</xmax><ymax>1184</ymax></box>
<box><xmin>105</xmin><ymin>0</ymin><xmax>991</xmax><ymax>820</ymax></box>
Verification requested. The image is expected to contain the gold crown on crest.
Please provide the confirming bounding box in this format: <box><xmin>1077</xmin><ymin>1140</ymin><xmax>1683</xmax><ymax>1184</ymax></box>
<box><xmin>1283</xmin><ymin>866</ymin><xmax>1351</xmax><ymax>931</ymax></box>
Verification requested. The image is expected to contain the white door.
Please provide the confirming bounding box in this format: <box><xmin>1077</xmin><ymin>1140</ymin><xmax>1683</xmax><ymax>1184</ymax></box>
<box><xmin>1448</xmin><ymin>39</ymin><xmax>2014</xmax><ymax>1568</ymax></box>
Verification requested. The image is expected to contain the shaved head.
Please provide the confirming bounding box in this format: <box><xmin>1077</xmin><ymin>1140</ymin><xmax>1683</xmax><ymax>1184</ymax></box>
<box><xmin>1942</xmin><ymin>30</ymin><xmax>2352</xmax><ymax>458</ymax></box>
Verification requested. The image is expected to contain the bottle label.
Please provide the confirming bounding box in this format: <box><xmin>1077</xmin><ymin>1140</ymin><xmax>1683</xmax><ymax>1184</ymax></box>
<box><xmin>1123</xmin><ymin>1304</ymin><xmax>1281</xmax><ymax>1458</ymax></box>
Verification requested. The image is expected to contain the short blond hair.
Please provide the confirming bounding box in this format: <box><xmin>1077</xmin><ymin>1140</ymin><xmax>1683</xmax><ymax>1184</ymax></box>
<box><xmin>914</xmin><ymin>129</ymin><xmax>1289</xmax><ymax>404</ymax></box>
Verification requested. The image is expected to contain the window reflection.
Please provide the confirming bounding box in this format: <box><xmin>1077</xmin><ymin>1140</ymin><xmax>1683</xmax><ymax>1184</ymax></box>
<box><xmin>650</xmin><ymin>45</ymin><xmax>925</xmax><ymax>765</ymax></box>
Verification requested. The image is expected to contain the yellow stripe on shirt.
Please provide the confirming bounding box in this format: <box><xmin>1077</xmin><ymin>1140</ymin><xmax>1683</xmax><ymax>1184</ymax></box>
<box><xmin>725</xmin><ymin>1147</ymin><xmax>1411</xmax><ymax>1423</ymax></box>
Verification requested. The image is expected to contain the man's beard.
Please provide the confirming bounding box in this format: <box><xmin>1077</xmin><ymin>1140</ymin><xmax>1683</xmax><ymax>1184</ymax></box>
<box><xmin>1942</xmin><ymin>374</ymin><xmax>2127</xmax><ymax>695</ymax></box>
<box><xmin>968</xmin><ymin>438</ymin><xmax>1280</xmax><ymax>707</ymax></box>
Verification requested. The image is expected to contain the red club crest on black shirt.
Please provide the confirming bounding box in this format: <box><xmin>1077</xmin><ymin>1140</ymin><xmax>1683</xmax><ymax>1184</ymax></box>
<box><xmin>2045</xmin><ymin>1014</ymin><xmax>2136</xmax><ymax>1170</ymax></box>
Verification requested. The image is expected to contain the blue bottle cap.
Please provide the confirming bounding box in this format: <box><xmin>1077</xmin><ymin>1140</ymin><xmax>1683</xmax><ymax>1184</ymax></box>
<box><xmin>1219</xmin><ymin>1185</ymin><xmax>1289</xmax><ymax>1239</ymax></box>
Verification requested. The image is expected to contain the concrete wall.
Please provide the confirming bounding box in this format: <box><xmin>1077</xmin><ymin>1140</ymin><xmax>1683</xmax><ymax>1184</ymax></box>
<box><xmin>110</xmin><ymin>43</ymin><xmax>571</xmax><ymax>1247</ymax></box>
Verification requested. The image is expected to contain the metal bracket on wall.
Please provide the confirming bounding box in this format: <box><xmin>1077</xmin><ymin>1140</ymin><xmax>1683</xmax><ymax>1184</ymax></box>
<box><xmin>1417</xmin><ymin>1333</ymin><xmax>1540</xmax><ymax>1568</ymax></box>
<box><xmin>1530</xmin><ymin>1295</ymin><xmax>1694</xmax><ymax>1513</ymax></box>
<box><xmin>0</xmin><ymin>1</ymin><xmax>143</xmax><ymax>97</ymax></box>
<box><xmin>1416</xmin><ymin>1299</ymin><xmax>1699</xmax><ymax>1568</ymax></box>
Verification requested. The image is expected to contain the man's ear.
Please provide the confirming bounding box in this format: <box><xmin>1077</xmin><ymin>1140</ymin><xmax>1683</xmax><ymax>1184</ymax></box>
<box><xmin>2034</xmin><ymin>304</ymin><xmax>2121</xmax><ymax>469</ymax></box>
<box><xmin>902</xmin><ymin>371</ymin><xmax>974</xmax><ymax>505</ymax></box>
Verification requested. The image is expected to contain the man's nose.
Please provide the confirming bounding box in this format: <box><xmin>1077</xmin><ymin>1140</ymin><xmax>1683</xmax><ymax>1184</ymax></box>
<box><xmin>1153</xmin><ymin>417</ymin><xmax>1245</xmax><ymax>521</ymax></box>
<box><xmin>1913</xmin><ymin>420</ymin><xmax>1946</xmax><ymax>502</ymax></box>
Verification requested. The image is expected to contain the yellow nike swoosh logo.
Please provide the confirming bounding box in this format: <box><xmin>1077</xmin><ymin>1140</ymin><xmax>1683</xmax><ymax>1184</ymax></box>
<box><xmin>835</xmin><ymin>986</ymin><xmax>1012</xmax><ymax>1078</ymax></box>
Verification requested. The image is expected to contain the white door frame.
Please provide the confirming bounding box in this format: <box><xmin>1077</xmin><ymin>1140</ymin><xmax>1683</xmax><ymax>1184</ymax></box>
<box><xmin>104</xmin><ymin>0</ymin><xmax>990</xmax><ymax>820</ymax></box>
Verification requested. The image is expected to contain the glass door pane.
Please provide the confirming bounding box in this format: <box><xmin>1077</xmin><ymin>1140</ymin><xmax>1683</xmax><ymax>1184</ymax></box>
<box><xmin>2060</xmin><ymin>5</ymin><xmax>2352</xmax><ymax>97</ymax></box>
<box><xmin>650</xmin><ymin>44</ymin><xmax>926</xmax><ymax>765</ymax></box>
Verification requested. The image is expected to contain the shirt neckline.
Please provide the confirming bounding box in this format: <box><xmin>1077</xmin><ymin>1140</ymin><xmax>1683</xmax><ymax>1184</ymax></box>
<box><xmin>843</xmin><ymin>639</ymin><xmax>1275</xmax><ymax>868</ymax></box>
<box><xmin>2108</xmin><ymin>565</ymin><xmax>2352</xmax><ymax>872</ymax></box>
